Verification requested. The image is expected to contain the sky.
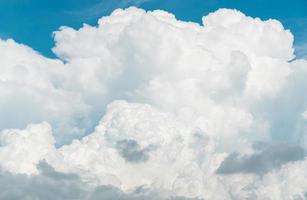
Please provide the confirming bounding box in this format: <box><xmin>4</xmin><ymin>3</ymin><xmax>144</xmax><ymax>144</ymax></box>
<box><xmin>1</xmin><ymin>0</ymin><xmax>307</xmax><ymax>58</ymax></box>
<box><xmin>2</xmin><ymin>1</ymin><xmax>307</xmax><ymax>199</ymax></box>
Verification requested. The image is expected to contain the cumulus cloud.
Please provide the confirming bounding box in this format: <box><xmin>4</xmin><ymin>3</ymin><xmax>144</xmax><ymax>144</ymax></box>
<box><xmin>0</xmin><ymin>6</ymin><xmax>307</xmax><ymax>200</ymax></box>
<box><xmin>0</xmin><ymin>122</ymin><xmax>55</xmax><ymax>174</ymax></box>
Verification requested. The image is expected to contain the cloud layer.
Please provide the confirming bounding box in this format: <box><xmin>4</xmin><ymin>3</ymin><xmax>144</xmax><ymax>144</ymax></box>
<box><xmin>1</xmin><ymin>7</ymin><xmax>307</xmax><ymax>199</ymax></box>
<box><xmin>0</xmin><ymin>161</ymin><xmax>197</xmax><ymax>200</ymax></box>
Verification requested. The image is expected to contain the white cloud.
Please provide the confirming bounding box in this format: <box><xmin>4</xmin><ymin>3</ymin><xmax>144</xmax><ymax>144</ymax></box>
<box><xmin>0</xmin><ymin>7</ymin><xmax>307</xmax><ymax>199</ymax></box>
<box><xmin>0</xmin><ymin>122</ymin><xmax>56</xmax><ymax>174</ymax></box>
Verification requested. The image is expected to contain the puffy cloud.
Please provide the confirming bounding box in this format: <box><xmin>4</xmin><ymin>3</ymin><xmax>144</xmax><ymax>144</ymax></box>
<box><xmin>49</xmin><ymin>101</ymin><xmax>205</xmax><ymax>192</ymax></box>
<box><xmin>0</xmin><ymin>6</ymin><xmax>307</xmax><ymax>200</ymax></box>
<box><xmin>0</xmin><ymin>122</ymin><xmax>55</xmax><ymax>174</ymax></box>
<box><xmin>0</xmin><ymin>39</ymin><xmax>89</xmax><ymax>144</ymax></box>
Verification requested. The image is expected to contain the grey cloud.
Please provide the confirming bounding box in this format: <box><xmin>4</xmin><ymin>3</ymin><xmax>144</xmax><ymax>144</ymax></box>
<box><xmin>90</xmin><ymin>185</ymin><xmax>202</xmax><ymax>200</ymax></box>
<box><xmin>116</xmin><ymin>139</ymin><xmax>155</xmax><ymax>163</ymax></box>
<box><xmin>0</xmin><ymin>162</ymin><xmax>86</xmax><ymax>200</ymax></box>
<box><xmin>0</xmin><ymin>161</ymin><xmax>199</xmax><ymax>200</ymax></box>
<box><xmin>216</xmin><ymin>142</ymin><xmax>305</xmax><ymax>175</ymax></box>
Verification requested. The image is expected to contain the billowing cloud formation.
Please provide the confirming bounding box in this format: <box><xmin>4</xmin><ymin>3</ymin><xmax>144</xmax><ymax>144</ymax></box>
<box><xmin>1</xmin><ymin>7</ymin><xmax>307</xmax><ymax>200</ymax></box>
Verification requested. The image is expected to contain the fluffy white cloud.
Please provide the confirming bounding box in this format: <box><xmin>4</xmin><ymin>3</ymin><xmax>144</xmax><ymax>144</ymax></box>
<box><xmin>0</xmin><ymin>39</ymin><xmax>89</xmax><ymax>144</ymax></box>
<box><xmin>0</xmin><ymin>122</ymin><xmax>55</xmax><ymax>174</ymax></box>
<box><xmin>0</xmin><ymin>7</ymin><xmax>307</xmax><ymax>200</ymax></box>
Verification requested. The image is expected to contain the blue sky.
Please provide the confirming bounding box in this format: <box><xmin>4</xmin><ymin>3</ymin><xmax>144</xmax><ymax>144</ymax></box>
<box><xmin>1</xmin><ymin>0</ymin><xmax>307</xmax><ymax>58</ymax></box>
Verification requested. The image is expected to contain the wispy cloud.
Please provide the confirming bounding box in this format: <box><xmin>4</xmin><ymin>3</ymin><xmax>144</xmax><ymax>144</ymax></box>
<box><xmin>296</xmin><ymin>42</ymin><xmax>307</xmax><ymax>59</ymax></box>
<box><xmin>282</xmin><ymin>17</ymin><xmax>307</xmax><ymax>59</ymax></box>
<box><xmin>66</xmin><ymin>0</ymin><xmax>152</xmax><ymax>21</ymax></box>
<box><xmin>0</xmin><ymin>32</ymin><xmax>9</xmax><ymax>39</ymax></box>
